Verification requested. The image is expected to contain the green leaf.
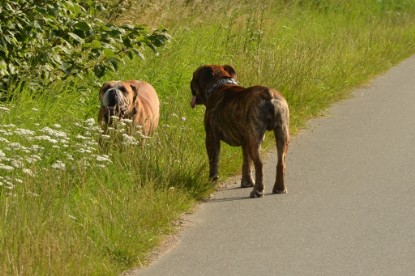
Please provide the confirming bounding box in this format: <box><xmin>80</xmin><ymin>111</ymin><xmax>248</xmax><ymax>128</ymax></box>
<box><xmin>123</xmin><ymin>37</ymin><xmax>132</xmax><ymax>48</ymax></box>
<box><xmin>74</xmin><ymin>21</ymin><xmax>91</xmax><ymax>32</ymax></box>
<box><xmin>90</xmin><ymin>40</ymin><xmax>102</xmax><ymax>49</ymax></box>
<box><xmin>68</xmin><ymin>32</ymin><xmax>85</xmax><ymax>43</ymax></box>
<box><xmin>132</xmin><ymin>49</ymin><xmax>145</xmax><ymax>60</ymax></box>
<box><xmin>122</xmin><ymin>24</ymin><xmax>135</xmax><ymax>30</ymax></box>
<box><xmin>0</xmin><ymin>60</ymin><xmax>8</xmax><ymax>76</ymax></box>
<box><xmin>93</xmin><ymin>64</ymin><xmax>106</xmax><ymax>78</ymax></box>
<box><xmin>103</xmin><ymin>48</ymin><xmax>115</xmax><ymax>58</ymax></box>
<box><xmin>126</xmin><ymin>50</ymin><xmax>134</xmax><ymax>60</ymax></box>
<box><xmin>60</xmin><ymin>61</ymin><xmax>72</xmax><ymax>71</ymax></box>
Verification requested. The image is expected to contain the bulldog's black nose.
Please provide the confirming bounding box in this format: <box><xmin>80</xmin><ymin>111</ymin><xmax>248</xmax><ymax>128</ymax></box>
<box><xmin>106</xmin><ymin>89</ymin><xmax>120</xmax><ymax>106</ymax></box>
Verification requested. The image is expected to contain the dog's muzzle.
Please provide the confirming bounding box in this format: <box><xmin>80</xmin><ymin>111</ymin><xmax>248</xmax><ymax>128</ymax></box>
<box><xmin>102</xmin><ymin>88</ymin><xmax>128</xmax><ymax>120</ymax></box>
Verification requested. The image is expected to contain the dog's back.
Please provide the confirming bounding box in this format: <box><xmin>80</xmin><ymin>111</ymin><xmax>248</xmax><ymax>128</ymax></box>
<box><xmin>129</xmin><ymin>81</ymin><xmax>160</xmax><ymax>132</ymax></box>
<box><xmin>205</xmin><ymin>85</ymin><xmax>288</xmax><ymax>146</ymax></box>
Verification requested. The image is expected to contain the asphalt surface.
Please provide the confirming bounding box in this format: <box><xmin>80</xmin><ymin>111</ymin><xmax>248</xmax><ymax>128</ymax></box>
<box><xmin>135</xmin><ymin>55</ymin><xmax>415</xmax><ymax>276</ymax></box>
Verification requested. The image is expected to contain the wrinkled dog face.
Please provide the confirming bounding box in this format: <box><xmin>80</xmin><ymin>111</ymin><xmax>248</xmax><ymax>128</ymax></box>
<box><xmin>99</xmin><ymin>81</ymin><xmax>137</xmax><ymax>119</ymax></box>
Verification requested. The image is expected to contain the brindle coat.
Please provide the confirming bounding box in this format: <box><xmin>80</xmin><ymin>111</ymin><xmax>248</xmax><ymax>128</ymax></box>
<box><xmin>98</xmin><ymin>80</ymin><xmax>159</xmax><ymax>135</ymax></box>
<box><xmin>190</xmin><ymin>65</ymin><xmax>289</xmax><ymax>198</ymax></box>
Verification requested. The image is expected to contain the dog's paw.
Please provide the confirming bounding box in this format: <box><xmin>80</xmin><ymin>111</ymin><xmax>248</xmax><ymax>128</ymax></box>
<box><xmin>240</xmin><ymin>177</ymin><xmax>254</xmax><ymax>188</ymax></box>
<box><xmin>272</xmin><ymin>187</ymin><xmax>287</xmax><ymax>194</ymax></box>
<box><xmin>250</xmin><ymin>190</ymin><xmax>264</xmax><ymax>198</ymax></box>
<box><xmin>209</xmin><ymin>175</ymin><xmax>219</xmax><ymax>182</ymax></box>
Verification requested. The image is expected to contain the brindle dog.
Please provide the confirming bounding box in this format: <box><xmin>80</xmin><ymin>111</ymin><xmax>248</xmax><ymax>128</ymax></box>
<box><xmin>190</xmin><ymin>65</ymin><xmax>290</xmax><ymax>198</ymax></box>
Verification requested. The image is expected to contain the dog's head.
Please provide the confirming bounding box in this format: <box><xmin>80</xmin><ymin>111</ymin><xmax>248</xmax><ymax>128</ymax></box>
<box><xmin>99</xmin><ymin>81</ymin><xmax>138</xmax><ymax>122</ymax></box>
<box><xmin>190</xmin><ymin>65</ymin><xmax>237</xmax><ymax>108</ymax></box>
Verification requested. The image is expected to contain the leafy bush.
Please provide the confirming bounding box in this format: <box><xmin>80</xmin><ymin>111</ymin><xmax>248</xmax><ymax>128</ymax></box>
<box><xmin>0</xmin><ymin>0</ymin><xmax>170</xmax><ymax>92</ymax></box>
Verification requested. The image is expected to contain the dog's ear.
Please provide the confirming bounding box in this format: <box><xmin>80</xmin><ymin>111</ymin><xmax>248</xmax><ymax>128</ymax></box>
<box><xmin>100</xmin><ymin>82</ymin><xmax>111</xmax><ymax>94</ymax></box>
<box><xmin>197</xmin><ymin>66</ymin><xmax>214</xmax><ymax>82</ymax></box>
<box><xmin>223</xmin><ymin>65</ymin><xmax>237</xmax><ymax>80</ymax></box>
<box><xmin>130</xmin><ymin>84</ymin><xmax>139</xmax><ymax>102</ymax></box>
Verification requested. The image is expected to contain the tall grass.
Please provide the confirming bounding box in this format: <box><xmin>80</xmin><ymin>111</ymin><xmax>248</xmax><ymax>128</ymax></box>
<box><xmin>1</xmin><ymin>0</ymin><xmax>415</xmax><ymax>274</ymax></box>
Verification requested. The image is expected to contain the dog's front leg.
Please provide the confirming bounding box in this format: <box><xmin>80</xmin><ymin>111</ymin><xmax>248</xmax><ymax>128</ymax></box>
<box><xmin>206</xmin><ymin>129</ymin><xmax>220</xmax><ymax>181</ymax></box>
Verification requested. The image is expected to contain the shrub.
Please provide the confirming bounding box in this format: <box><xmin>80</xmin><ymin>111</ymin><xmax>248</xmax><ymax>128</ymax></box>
<box><xmin>0</xmin><ymin>0</ymin><xmax>170</xmax><ymax>93</ymax></box>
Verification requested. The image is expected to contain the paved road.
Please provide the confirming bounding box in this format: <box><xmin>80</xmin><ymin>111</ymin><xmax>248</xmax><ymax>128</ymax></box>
<box><xmin>136</xmin><ymin>55</ymin><xmax>415</xmax><ymax>275</ymax></box>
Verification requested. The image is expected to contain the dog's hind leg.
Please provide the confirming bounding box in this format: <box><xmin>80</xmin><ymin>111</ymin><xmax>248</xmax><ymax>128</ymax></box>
<box><xmin>272</xmin><ymin>126</ymin><xmax>288</xmax><ymax>194</ymax></box>
<box><xmin>247</xmin><ymin>140</ymin><xmax>265</xmax><ymax>198</ymax></box>
<box><xmin>241</xmin><ymin>146</ymin><xmax>255</xmax><ymax>188</ymax></box>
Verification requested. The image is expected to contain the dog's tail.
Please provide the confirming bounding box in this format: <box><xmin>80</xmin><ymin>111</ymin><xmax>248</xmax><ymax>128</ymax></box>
<box><xmin>266</xmin><ymin>97</ymin><xmax>290</xmax><ymax>140</ymax></box>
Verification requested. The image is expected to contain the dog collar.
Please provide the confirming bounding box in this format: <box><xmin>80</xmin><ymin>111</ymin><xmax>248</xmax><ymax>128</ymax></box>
<box><xmin>206</xmin><ymin>78</ymin><xmax>238</xmax><ymax>98</ymax></box>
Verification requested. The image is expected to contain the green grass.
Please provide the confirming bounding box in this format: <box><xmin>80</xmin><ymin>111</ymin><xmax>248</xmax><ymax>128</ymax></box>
<box><xmin>1</xmin><ymin>0</ymin><xmax>415</xmax><ymax>274</ymax></box>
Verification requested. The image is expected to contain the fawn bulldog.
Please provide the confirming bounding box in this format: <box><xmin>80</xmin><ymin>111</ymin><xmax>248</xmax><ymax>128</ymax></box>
<box><xmin>98</xmin><ymin>80</ymin><xmax>159</xmax><ymax>135</ymax></box>
<box><xmin>190</xmin><ymin>65</ymin><xmax>290</xmax><ymax>198</ymax></box>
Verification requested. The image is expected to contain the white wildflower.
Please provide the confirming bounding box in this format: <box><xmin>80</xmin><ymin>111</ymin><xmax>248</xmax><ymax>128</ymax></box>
<box><xmin>41</xmin><ymin>127</ymin><xmax>67</xmax><ymax>139</ymax></box>
<box><xmin>101</xmin><ymin>134</ymin><xmax>111</xmax><ymax>140</ymax></box>
<box><xmin>78</xmin><ymin>159</ymin><xmax>91</xmax><ymax>168</ymax></box>
<box><xmin>85</xmin><ymin>140</ymin><xmax>98</xmax><ymax>147</ymax></box>
<box><xmin>115</xmin><ymin>128</ymin><xmax>126</xmax><ymax>133</ymax></box>
<box><xmin>26</xmin><ymin>191</ymin><xmax>39</xmax><ymax>197</ymax></box>
<box><xmin>138</xmin><ymin>132</ymin><xmax>150</xmax><ymax>139</ymax></box>
<box><xmin>0</xmin><ymin>164</ymin><xmax>14</xmax><ymax>171</ymax></box>
<box><xmin>0</xmin><ymin>137</ymin><xmax>9</xmax><ymax>143</ymax></box>
<box><xmin>32</xmin><ymin>108</ymin><xmax>39</xmax><ymax>112</ymax></box>
<box><xmin>60</xmin><ymin>138</ymin><xmax>70</xmax><ymax>144</ymax></box>
<box><xmin>0</xmin><ymin>150</ymin><xmax>5</xmax><ymax>158</ymax></box>
<box><xmin>5</xmin><ymin>183</ymin><xmax>14</xmax><ymax>190</ymax></box>
<box><xmin>181</xmin><ymin>116</ymin><xmax>187</xmax><ymax>121</ymax></box>
<box><xmin>122</xmin><ymin>133</ymin><xmax>138</xmax><ymax>145</ymax></box>
<box><xmin>31</xmin><ymin>145</ymin><xmax>44</xmax><ymax>152</ymax></box>
<box><xmin>0</xmin><ymin>129</ymin><xmax>12</xmax><ymax>136</ymax></box>
<box><xmin>26</xmin><ymin>154</ymin><xmax>42</xmax><ymax>163</ymax></box>
<box><xmin>14</xmin><ymin>178</ymin><xmax>23</xmax><ymax>184</ymax></box>
<box><xmin>78</xmin><ymin>148</ymin><xmax>92</xmax><ymax>154</ymax></box>
<box><xmin>11</xmin><ymin>160</ymin><xmax>24</xmax><ymax>168</ymax></box>
<box><xmin>76</xmin><ymin>134</ymin><xmax>89</xmax><ymax>140</ymax></box>
<box><xmin>53</xmin><ymin>124</ymin><xmax>61</xmax><ymax>129</ymax></box>
<box><xmin>23</xmin><ymin>168</ymin><xmax>35</xmax><ymax>177</ymax></box>
<box><xmin>0</xmin><ymin>106</ymin><xmax>10</xmax><ymax>112</ymax></box>
<box><xmin>121</xmin><ymin>118</ymin><xmax>133</xmax><ymax>124</ymax></box>
<box><xmin>51</xmin><ymin>160</ymin><xmax>66</xmax><ymax>171</ymax></box>
<box><xmin>66</xmin><ymin>154</ymin><xmax>74</xmax><ymax>161</ymax></box>
<box><xmin>84</xmin><ymin>118</ymin><xmax>95</xmax><ymax>126</ymax></box>
<box><xmin>8</xmin><ymin>142</ymin><xmax>22</xmax><ymax>150</ymax></box>
<box><xmin>96</xmin><ymin>155</ymin><xmax>112</xmax><ymax>163</ymax></box>
<box><xmin>34</xmin><ymin>135</ymin><xmax>58</xmax><ymax>144</ymax></box>
<box><xmin>15</xmin><ymin>128</ymin><xmax>35</xmax><ymax>136</ymax></box>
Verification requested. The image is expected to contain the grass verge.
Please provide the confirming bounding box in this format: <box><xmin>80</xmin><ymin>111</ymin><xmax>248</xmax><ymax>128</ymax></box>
<box><xmin>1</xmin><ymin>0</ymin><xmax>415</xmax><ymax>274</ymax></box>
